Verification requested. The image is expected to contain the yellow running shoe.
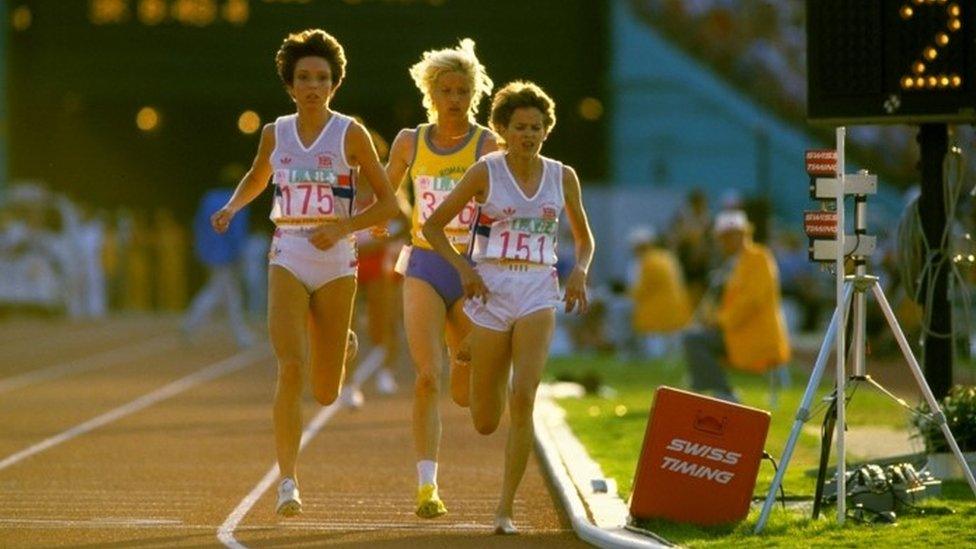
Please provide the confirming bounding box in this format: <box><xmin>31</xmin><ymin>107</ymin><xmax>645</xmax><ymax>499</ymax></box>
<box><xmin>416</xmin><ymin>483</ymin><xmax>448</xmax><ymax>518</ymax></box>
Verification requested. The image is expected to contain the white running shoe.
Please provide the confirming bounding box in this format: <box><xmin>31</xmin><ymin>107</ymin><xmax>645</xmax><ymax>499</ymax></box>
<box><xmin>276</xmin><ymin>478</ymin><xmax>302</xmax><ymax>517</ymax></box>
<box><xmin>493</xmin><ymin>516</ymin><xmax>518</xmax><ymax>535</ymax></box>
<box><xmin>376</xmin><ymin>369</ymin><xmax>398</xmax><ymax>395</ymax></box>
<box><xmin>340</xmin><ymin>386</ymin><xmax>364</xmax><ymax>410</ymax></box>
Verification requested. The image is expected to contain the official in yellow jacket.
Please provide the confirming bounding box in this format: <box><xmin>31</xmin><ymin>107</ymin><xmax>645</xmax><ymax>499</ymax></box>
<box><xmin>682</xmin><ymin>210</ymin><xmax>791</xmax><ymax>402</ymax></box>
<box><xmin>716</xmin><ymin>231</ymin><xmax>791</xmax><ymax>373</ymax></box>
<box><xmin>628</xmin><ymin>227</ymin><xmax>691</xmax><ymax>337</ymax></box>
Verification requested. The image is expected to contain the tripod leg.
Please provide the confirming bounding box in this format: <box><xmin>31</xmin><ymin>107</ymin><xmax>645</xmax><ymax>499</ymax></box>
<box><xmin>870</xmin><ymin>282</ymin><xmax>976</xmax><ymax>496</ymax></box>
<box><xmin>754</xmin><ymin>283</ymin><xmax>854</xmax><ymax>533</ymax></box>
<box><xmin>812</xmin><ymin>395</ymin><xmax>838</xmax><ymax>519</ymax></box>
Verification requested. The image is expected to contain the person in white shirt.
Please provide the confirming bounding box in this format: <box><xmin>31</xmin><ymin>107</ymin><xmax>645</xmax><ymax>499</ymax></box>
<box><xmin>209</xmin><ymin>28</ymin><xmax>397</xmax><ymax>518</ymax></box>
<box><xmin>423</xmin><ymin>81</ymin><xmax>595</xmax><ymax>534</ymax></box>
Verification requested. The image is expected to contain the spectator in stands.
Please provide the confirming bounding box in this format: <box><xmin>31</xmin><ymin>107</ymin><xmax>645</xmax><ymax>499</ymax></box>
<box><xmin>182</xmin><ymin>187</ymin><xmax>254</xmax><ymax>348</ymax></box>
<box><xmin>682</xmin><ymin>210</ymin><xmax>790</xmax><ymax>402</ymax></box>
<box><xmin>243</xmin><ymin>228</ymin><xmax>270</xmax><ymax>316</ymax></box>
<box><xmin>154</xmin><ymin>208</ymin><xmax>188</xmax><ymax>311</ymax></box>
<box><xmin>629</xmin><ymin>225</ymin><xmax>691</xmax><ymax>358</ymax></box>
<box><xmin>630</xmin><ymin>0</ymin><xmax>936</xmax><ymax>184</ymax></box>
<box><xmin>77</xmin><ymin>203</ymin><xmax>108</xmax><ymax>318</ymax></box>
<box><xmin>102</xmin><ymin>211</ymin><xmax>123</xmax><ymax>311</ymax></box>
<box><xmin>669</xmin><ymin>188</ymin><xmax>712</xmax><ymax>308</ymax></box>
<box><xmin>123</xmin><ymin>210</ymin><xmax>153</xmax><ymax>311</ymax></box>
<box><xmin>53</xmin><ymin>193</ymin><xmax>86</xmax><ymax>318</ymax></box>
<box><xmin>774</xmin><ymin>230</ymin><xmax>824</xmax><ymax>332</ymax></box>
<box><xmin>0</xmin><ymin>185</ymin><xmax>64</xmax><ymax>314</ymax></box>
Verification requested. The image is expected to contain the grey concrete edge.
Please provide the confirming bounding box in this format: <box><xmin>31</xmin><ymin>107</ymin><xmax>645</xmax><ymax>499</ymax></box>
<box><xmin>534</xmin><ymin>385</ymin><xmax>671</xmax><ymax>548</ymax></box>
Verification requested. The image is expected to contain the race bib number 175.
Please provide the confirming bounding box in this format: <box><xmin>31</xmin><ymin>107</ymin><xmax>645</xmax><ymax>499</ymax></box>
<box><xmin>275</xmin><ymin>169</ymin><xmax>337</xmax><ymax>217</ymax></box>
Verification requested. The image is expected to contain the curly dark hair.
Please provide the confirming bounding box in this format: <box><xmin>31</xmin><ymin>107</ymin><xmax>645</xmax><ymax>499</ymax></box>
<box><xmin>275</xmin><ymin>29</ymin><xmax>347</xmax><ymax>88</ymax></box>
<box><xmin>489</xmin><ymin>81</ymin><xmax>556</xmax><ymax>134</ymax></box>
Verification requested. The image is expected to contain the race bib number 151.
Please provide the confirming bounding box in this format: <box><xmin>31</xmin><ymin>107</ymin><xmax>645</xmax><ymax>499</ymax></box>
<box><xmin>484</xmin><ymin>218</ymin><xmax>557</xmax><ymax>264</ymax></box>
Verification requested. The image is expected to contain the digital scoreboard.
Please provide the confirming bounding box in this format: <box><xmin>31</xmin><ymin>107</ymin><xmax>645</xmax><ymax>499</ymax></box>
<box><xmin>807</xmin><ymin>0</ymin><xmax>976</xmax><ymax>124</ymax></box>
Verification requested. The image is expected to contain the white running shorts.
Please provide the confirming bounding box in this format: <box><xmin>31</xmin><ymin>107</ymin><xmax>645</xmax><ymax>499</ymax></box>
<box><xmin>463</xmin><ymin>261</ymin><xmax>560</xmax><ymax>332</ymax></box>
<box><xmin>268</xmin><ymin>229</ymin><xmax>357</xmax><ymax>293</ymax></box>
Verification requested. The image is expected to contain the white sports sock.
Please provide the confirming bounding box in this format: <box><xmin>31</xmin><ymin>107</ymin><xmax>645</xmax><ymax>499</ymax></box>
<box><xmin>417</xmin><ymin>460</ymin><xmax>437</xmax><ymax>487</ymax></box>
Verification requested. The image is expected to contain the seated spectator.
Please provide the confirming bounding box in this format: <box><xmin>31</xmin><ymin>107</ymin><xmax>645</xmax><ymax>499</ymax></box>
<box><xmin>629</xmin><ymin>226</ymin><xmax>691</xmax><ymax>358</ymax></box>
<box><xmin>682</xmin><ymin>210</ymin><xmax>791</xmax><ymax>402</ymax></box>
<box><xmin>669</xmin><ymin>188</ymin><xmax>712</xmax><ymax>308</ymax></box>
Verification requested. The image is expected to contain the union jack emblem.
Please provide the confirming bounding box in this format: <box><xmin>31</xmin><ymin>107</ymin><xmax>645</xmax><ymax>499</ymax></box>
<box><xmin>541</xmin><ymin>206</ymin><xmax>558</xmax><ymax>220</ymax></box>
<box><xmin>318</xmin><ymin>155</ymin><xmax>333</xmax><ymax>168</ymax></box>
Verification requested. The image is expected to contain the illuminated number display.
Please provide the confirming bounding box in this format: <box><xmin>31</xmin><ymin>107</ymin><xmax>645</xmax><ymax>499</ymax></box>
<box><xmin>88</xmin><ymin>0</ymin><xmax>446</xmax><ymax>26</ymax></box>
<box><xmin>807</xmin><ymin>0</ymin><xmax>976</xmax><ymax>124</ymax></box>
<box><xmin>88</xmin><ymin>0</ymin><xmax>249</xmax><ymax>26</ymax></box>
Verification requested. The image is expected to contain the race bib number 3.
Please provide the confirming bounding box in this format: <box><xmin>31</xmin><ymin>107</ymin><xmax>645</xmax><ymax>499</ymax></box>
<box><xmin>484</xmin><ymin>218</ymin><xmax>557</xmax><ymax>264</ymax></box>
<box><xmin>416</xmin><ymin>175</ymin><xmax>476</xmax><ymax>230</ymax></box>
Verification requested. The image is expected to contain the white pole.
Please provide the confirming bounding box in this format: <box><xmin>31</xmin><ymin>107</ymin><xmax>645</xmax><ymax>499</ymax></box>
<box><xmin>835</xmin><ymin>126</ymin><xmax>847</xmax><ymax>524</ymax></box>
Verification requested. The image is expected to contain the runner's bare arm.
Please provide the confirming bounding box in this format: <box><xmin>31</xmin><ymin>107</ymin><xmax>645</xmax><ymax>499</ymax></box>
<box><xmin>561</xmin><ymin>165</ymin><xmax>594</xmax><ymax>314</ymax></box>
<box><xmin>345</xmin><ymin>120</ymin><xmax>398</xmax><ymax>230</ymax></box>
<box><xmin>212</xmin><ymin>123</ymin><xmax>275</xmax><ymax>233</ymax></box>
<box><xmin>386</xmin><ymin>128</ymin><xmax>417</xmax><ymax>217</ymax></box>
<box><xmin>422</xmin><ymin>161</ymin><xmax>490</xmax><ymax>301</ymax></box>
<box><xmin>309</xmin><ymin>121</ymin><xmax>397</xmax><ymax>250</ymax></box>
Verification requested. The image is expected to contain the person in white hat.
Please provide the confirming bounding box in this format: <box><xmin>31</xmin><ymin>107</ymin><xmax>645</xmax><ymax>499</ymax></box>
<box><xmin>682</xmin><ymin>210</ymin><xmax>791</xmax><ymax>403</ymax></box>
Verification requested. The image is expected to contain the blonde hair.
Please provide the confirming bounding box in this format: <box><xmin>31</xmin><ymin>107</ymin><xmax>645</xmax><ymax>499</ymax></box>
<box><xmin>408</xmin><ymin>38</ymin><xmax>493</xmax><ymax>123</ymax></box>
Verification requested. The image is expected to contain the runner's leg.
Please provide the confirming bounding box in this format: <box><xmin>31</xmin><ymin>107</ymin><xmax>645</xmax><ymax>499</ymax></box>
<box><xmin>445</xmin><ymin>300</ymin><xmax>472</xmax><ymax>407</ymax></box>
<box><xmin>495</xmin><ymin>308</ymin><xmax>555</xmax><ymax>532</ymax></box>
<box><xmin>468</xmin><ymin>325</ymin><xmax>513</xmax><ymax>436</ymax></box>
<box><xmin>307</xmin><ymin>275</ymin><xmax>357</xmax><ymax>405</ymax></box>
<box><xmin>267</xmin><ymin>265</ymin><xmax>310</xmax><ymax>483</ymax></box>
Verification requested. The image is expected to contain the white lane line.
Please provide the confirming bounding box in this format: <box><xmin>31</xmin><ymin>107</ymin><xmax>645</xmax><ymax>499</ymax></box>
<box><xmin>0</xmin><ymin>517</ymin><xmax>564</xmax><ymax>533</ymax></box>
<box><xmin>0</xmin><ymin>517</ymin><xmax>185</xmax><ymax>528</ymax></box>
<box><xmin>217</xmin><ymin>347</ymin><xmax>384</xmax><ymax>549</ymax></box>
<box><xmin>0</xmin><ymin>347</ymin><xmax>269</xmax><ymax>473</ymax></box>
<box><xmin>0</xmin><ymin>334</ymin><xmax>175</xmax><ymax>395</ymax></box>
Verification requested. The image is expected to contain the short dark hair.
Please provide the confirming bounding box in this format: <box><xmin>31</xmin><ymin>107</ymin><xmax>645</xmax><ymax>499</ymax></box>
<box><xmin>275</xmin><ymin>29</ymin><xmax>347</xmax><ymax>88</ymax></box>
<box><xmin>489</xmin><ymin>81</ymin><xmax>556</xmax><ymax>134</ymax></box>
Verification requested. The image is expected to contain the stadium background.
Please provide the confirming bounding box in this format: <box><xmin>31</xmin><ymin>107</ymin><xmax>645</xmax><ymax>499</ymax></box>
<box><xmin>5</xmin><ymin>0</ymin><xmax>608</xmax><ymax>221</ymax></box>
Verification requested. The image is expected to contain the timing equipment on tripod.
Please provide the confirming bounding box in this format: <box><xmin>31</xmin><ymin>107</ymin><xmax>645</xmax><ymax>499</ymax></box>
<box><xmin>803</xmin><ymin>149</ymin><xmax>877</xmax><ymax>263</ymax></box>
<box><xmin>753</xmin><ymin>127</ymin><xmax>976</xmax><ymax>534</ymax></box>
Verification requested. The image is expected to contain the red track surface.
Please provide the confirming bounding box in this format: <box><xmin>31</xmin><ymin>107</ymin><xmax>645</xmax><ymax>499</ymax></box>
<box><xmin>0</xmin><ymin>316</ymin><xmax>587</xmax><ymax>547</ymax></box>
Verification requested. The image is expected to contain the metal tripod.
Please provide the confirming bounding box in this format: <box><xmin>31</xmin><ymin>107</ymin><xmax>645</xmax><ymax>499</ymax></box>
<box><xmin>754</xmin><ymin>259</ymin><xmax>976</xmax><ymax>531</ymax></box>
<box><xmin>756</xmin><ymin>127</ymin><xmax>976</xmax><ymax>532</ymax></box>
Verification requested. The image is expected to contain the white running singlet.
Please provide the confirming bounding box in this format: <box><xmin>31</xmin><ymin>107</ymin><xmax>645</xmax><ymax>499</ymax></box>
<box><xmin>269</xmin><ymin>112</ymin><xmax>357</xmax><ymax>230</ymax></box>
<box><xmin>469</xmin><ymin>151</ymin><xmax>564</xmax><ymax>266</ymax></box>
